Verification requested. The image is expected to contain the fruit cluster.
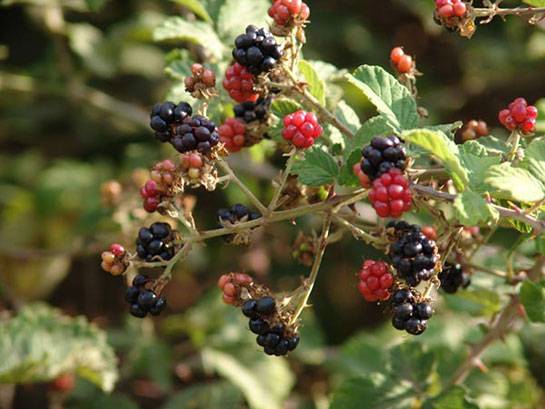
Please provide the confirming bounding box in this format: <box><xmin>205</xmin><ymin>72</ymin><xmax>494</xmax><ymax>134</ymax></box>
<box><xmin>150</xmin><ymin>101</ymin><xmax>193</xmax><ymax>142</ymax></box>
<box><xmin>171</xmin><ymin>115</ymin><xmax>220</xmax><ymax>154</ymax></box>
<box><xmin>390</xmin><ymin>47</ymin><xmax>414</xmax><ymax>74</ymax></box>
<box><xmin>223</xmin><ymin>63</ymin><xmax>259</xmax><ymax>103</ymax></box>
<box><xmin>218</xmin><ymin>272</ymin><xmax>254</xmax><ymax>305</ymax></box>
<box><xmin>268</xmin><ymin>0</ymin><xmax>310</xmax><ymax>27</ymax></box>
<box><xmin>141</xmin><ymin>159</ymin><xmax>178</xmax><ymax>213</ymax></box>
<box><xmin>125</xmin><ymin>274</ymin><xmax>167</xmax><ymax>318</ymax></box>
<box><xmin>219</xmin><ymin>118</ymin><xmax>247</xmax><ymax>153</ymax></box>
<box><xmin>232</xmin><ymin>25</ymin><xmax>283</xmax><ymax>75</ymax></box>
<box><xmin>234</xmin><ymin>97</ymin><xmax>271</xmax><ymax>124</ymax></box>
<box><xmin>388</xmin><ymin>221</ymin><xmax>438</xmax><ymax>286</ymax></box>
<box><xmin>180</xmin><ymin>152</ymin><xmax>204</xmax><ymax>181</ymax></box>
<box><xmin>282</xmin><ymin>110</ymin><xmax>323</xmax><ymax>149</ymax></box>
<box><xmin>218</xmin><ymin>204</ymin><xmax>261</xmax><ymax>225</ymax></box>
<box><xmin>369</xmin><ymin>169</ymin><xmax>412</xmax><ymax>218</ymax></box>
<box><xmin>361</xmin><ymin>136</ymin><xmax>407</xmax><ymax>181</ymax></box>
<box><xmin>435</xmin><ymin>0</ymin><xmax>467</xmax><ymax>19</ymax></box>
<box><xmin>136</xmin><ymin>222</ymin><xmax>176</xmax><ymax>262</ymax></box>
<box><xmin>498</xmin><ymin>98</ymin><xmax>538</xmax><ymax>134</ymax></box>
<box><xmin>101</xmin><ymin>244</ymin><xmax>128</xmax><ymax>276</ymax></box>
<box><xmin>439</xmin><ymin>263</ymin><xmax>471</xmax><ymax>293</ymax></box>
<box><xmin>242</xmin><ymin>297</ymin><xmax>300</xmax><ymax>356</ymax></box>
<box><xmin>184</xmin><ymin>63</ymin><xmax>216</xmax><ymax>98</ymax></box>
<box><xmin>457</xmin><ymin>119</ymin><xmax>489</xmax><ymax>144</ymax></box>
<box><xmin>357</xmin><ymin>260</ymin><xmax>394</xmax><ymax>302</ymax></box>
<box><xmin>391</xmin><ymin>288</ymin><xmax>432</xmax><ymax>335</ymax></box>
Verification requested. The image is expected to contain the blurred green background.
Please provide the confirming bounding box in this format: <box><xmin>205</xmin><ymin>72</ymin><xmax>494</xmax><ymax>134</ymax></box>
<box><xmin>1</xmin><ymin>0</ymin><xmax>545</xmax><ymax>408</ymax></box>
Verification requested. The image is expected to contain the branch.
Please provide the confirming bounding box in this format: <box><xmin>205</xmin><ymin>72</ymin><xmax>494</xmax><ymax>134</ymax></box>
<box><xmin>473</xmin><ymin>6</ymin><xmax>545</xmax><ymax>19</ymax></box>
<box><xmin>268</xmin><ymin>150</ymin><xmax>297</xmax><ymax>211</ymax></box>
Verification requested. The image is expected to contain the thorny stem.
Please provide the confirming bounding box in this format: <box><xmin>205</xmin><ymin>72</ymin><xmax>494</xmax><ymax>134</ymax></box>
<box><xmin>472</xmin><ymin>6</ymin><xmax>545</xmax><ymax>19</ymax></box>
<box><xmin>332</xmin><ymin>214</ymin><xmax>382</xmax><ymax>245</ymax></box>
<box><xmin>290</xmin><ymin>213</ymin><xmax>332</xmax><ymax>325</ymax></box>
<box><xmin>218</xmin><ymin>159</ymin><xmax>269</xmax><ymax>215</ymax></box>
<box><xmin>269</xmin><ymin>149</ymin><xmax>298</xmax><ymax>211</ymax></box>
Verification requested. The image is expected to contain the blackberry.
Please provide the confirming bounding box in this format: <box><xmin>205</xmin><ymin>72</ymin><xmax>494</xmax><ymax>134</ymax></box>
<box><xmin>438</xmin><ymin>263</ymin><xmax>471</xmax><ymax>293</ymax></box>
<box><xmin>125</xmin><ymin>274</ymin><xmax>167</xmax><ymax>318</ymax></box>
<box><xmin>135</xmin><ymin>222</ymin><xmax>176</xmax><ymax>262</ymax></box>
<box><xmin>149</xmin><ymin>101</ymin><xmax>192</xmax><ymax>142</ymax></box>
<box><xmin>234</xmin><ymin>97</ymin><xmax>271</xmax><ymax>124</ymax></box>
<box><xmin>388</xmin><ymin>223</ymin><xmax>438</xmax><ymax>286</ymax></box>
<box><xmin>232</xmin><ymin>25</ymin><xmax>283</xmax><ymax>75</ymax></box>
<box><xmin>360</xmin><ymin>135</ymin><xmax>407</xmax><ymax>180</ymax></box>
<box><xmin>171</xmin><ymin>115</ymin><xmax>220</xmax><ymax>154</ymax></box>
<box><xmin>391</xmin><ymin>288</ymin><xmax>431</xmax><ymax>335</ymax></box>
<box><xmin>217</xmin><ymin>204</ymin><xmax>261</xmax><ymax>225</ymax></box>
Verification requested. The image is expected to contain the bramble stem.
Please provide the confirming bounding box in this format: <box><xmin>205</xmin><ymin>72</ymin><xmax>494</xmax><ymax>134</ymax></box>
<box><xmin>269</xmin><ymin>150</ymin><xmax>297</xmax><ymax>211</ymax></box>
<box><xmin>332</xmin><ymin>214</ymin><xmax>382</xmax><ymax>245</ymax></box>
<box><xmin>473</xmin><ymin>6</ymin><xmax>545</xmax><ymax>18</ymax></box>
<box><xmin>218</xmin><ymin>159</ymin><xmax>269</xmax><ymax>215</ymax></box>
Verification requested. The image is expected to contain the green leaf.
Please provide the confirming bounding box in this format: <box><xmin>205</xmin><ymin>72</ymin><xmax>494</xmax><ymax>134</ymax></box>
<box><xmin>427</xmin><ymin>121</ymin><xmax>463</xmax><ymax>139</ymax></box>
<box><xmin>402</xmin><ymin>129</ymin><xmax>469</xmax><ymax>190</ymax></box>
<box><xmin>171</xmin><ymin>0</ymin><xmax>213</xmax><ymax>23</ymax></box>
<box><xmin>162</xmin><ymin>381</ymin><xmax>243</xmax><ymax>409</ymax></box>
<box><xmin>458</xmin><ymin>145</ymin><xmax>502</xmax><ymax>191</ymax></box>
<box><xmin>153</xmin><ymin>17</ymin><xmax>224</xmax><ymax>60</ymax></box>
<box><xmin>484</xmin><ymin>163</ymin><xmax>545</xmax><ymax>202</ymax></box>
<box><xmin>330</xmin><ymin>373</ymin><xmax>415</xmax><ymax>409</ymax></box>
<box><xmin>292</xmin><ymin>147</ymin><xmax>339</xmax><ymax>186</ymax></box>
<box><xmin>271</xmin><ymin>98</ymin><xmax>301</xmax><ymax>117</ymax></box>
<box><xmin>0</xmin><ymin>304</ymin><xmax>117</xmax><ymax>391</ymax></box>
<box><xmin>521</xmin><ymin>138</ymin><xmax>545</xmax><ymax>186</ymax></box>
<box><xmin>335</xmin><ymin>100</ymin><xmax>361</xmax><ymax>134</ymax></box>
<box><xmin>523</xmin><ymin>0</ymin><xmax>545</xmax><ymax>7</ymax></box>
<box><xmin>216</xmin><ymin>0</ymin><xmax>270</xmax><ymax>41</ymax></box>
<box><xmin>201</xmin><ymin>348</ymin><xmax>294</xmax><ymax>409</ymax></box>
<box><xmin>453</xmin><ymin>190</ymin><xmax>499</xmax><ymax>226</ymax></box>
<box><xmin>444</xmin><ymin>288</ymin><xmax>501</xmax><ymax>317</ymax></box>
<box><xmin>346</xmin><ymin>65</ymin><xmax>418</xmax><ymax>131</ymax></box>
<box><xmin>390</xmin><ymin>342</ymin><xmax>435</xmax><ymax>389</ymax></box>
<box><xmin>520</xmin><ymin>281</ymin><xmax>545</xmax><ymax>323</ymax></box>
<box><xmin>423</xmin><ymin>386</ymin><xmax>479</xmax><ymax>409</ymax></box>
<box><xmin>298</xmin><ymin>60</ymin><xmax>326</xmax><ymax>106</ymax></box>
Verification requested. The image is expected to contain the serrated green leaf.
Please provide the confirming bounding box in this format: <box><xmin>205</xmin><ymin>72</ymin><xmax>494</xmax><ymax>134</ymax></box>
<box><xmin>346</xmin><ymin>65</ymin><xmax>418</xmax><ymax>131</ymax></box>
<box><xmin>484</xmin><ymin>163</ymin><xmax>545</xmax><ymax>202</ymax></box>
<box><xmin>453</xmin><ymin>190</ymin><xmax>499</xmax><ymax>226</ymax></box>
<box><xmin>161</xmin><ymin>381</ymin><xmax>243</xmax><ymax>409</ymax></box>
<box><xmin>335</xmin><ymin>100</ymin><xmax>361</xmax><ymax>134</ymax></box>
<box><xmin>201</xmin><ymin>348</ymin><xmax>294</xmax><ymax>409</ymax></box>
<box><xmin>427</xmin><ymin>121</ymin><xmax>463</xmax><ymax>139</ymax></box>
<box><xmin>153</xmin><ymin>17</ymin><xmax>224</xmax><ymax>60</ymax></box>
<box><xmin>298</xmin><ymin>60</ymin><xmax>326</xmax><ymax>106</ymax></box>
<box><xmin>522</xmin><ymin>138</ymin><xmax>545</xmax><ymax>186</ymax></box>
<box><xmin>458</xmin><ymin>147</ymin><xmax>502</xmax><ymax>191</ymax></box>
<box><xmin>216</xmin><ymin>0</ymin><xmax>269</xmax><ymax>41</ymax></box>
<box><xmin>330</xmin><ymin>373</ymin><xmax>415</xmax><ymax>409</ymax></box>
<box><xmin>524</xmin><ymin>0</ymin><xmax>545</xmax><ymax>6</ymax></box>
<box><xmin>402</xmin><ymin>129</ymin><xmax>469</xmax><ymax>190</ymax></box>
<box><xmin>171</xmin><ymin>0</ymin><xmax>212</xmax><ymax>23</ymax></box>
<box><xmin>520</xmin><ymin>281</ymin><xmax>545</xmax><ymax>323</ymax></box>
<box><xmin>0</xmin><ymin>304</ymin><xmax>117</xmax><ymax>391</ymax></box>
<box><xmin>390</xmin><ymin>342</ymin><xmax>435</xmax><ymax>389</ymax></box>
<box><xmin>423</xmin><ymin>386</ymin><xmax>480</xmax><ymax>409</ymax></box>
<box><xmin>271</xmin><ymin>98</ymin><xmax>301</xmax><ymax>117</ymax></box>
<box><xmin>292</xmin><ymin>148</ymin><xmax>339</xmax><ymax>186</ymax></box>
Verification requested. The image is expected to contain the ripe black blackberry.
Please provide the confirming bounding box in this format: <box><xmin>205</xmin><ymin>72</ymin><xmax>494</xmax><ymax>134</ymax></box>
<box><xmin>171</xmin><ymin>115</ymin><xmax>220</xmax><ymax>154</ymax></box>
<box><xmin>439</xmin><ymin>263</ymin><xmax>471</xmax><ymax>293</ymax></box>
<box><xmin>232</xmin><ymin>25</ymin><xmax>283</xmax><ymax>75</ymax></box>
<box><xmin>391</xmin><ymin>288</ymin><xmax>432</xmax><ymax>335</ymax></box>
<box><xmin>360</xmin><ymin>135</ymin><xmax>407</xmax><ymax>180</ymax></box>
<box><xmin>149</xmin><ymin>101</ymin><xmax>193</xmax><ymax>142</ymax></box>
<box><xmin>136</xmin><ymin>222</ymin><xmax>176</xmax><ymax>262</ymax></box>
<box><xmin>125</xmin><ymin>274</ymin><xmax>167</xmax><ymax>318</ymax></box>
<box><xmin>217</xmin><ymin>204</ymin><xmax>261</xmax><ymax>225</ymax></box>
<box><xmin>241</xmin><ymin>297</ymin><xmax>300</xmax><ymax>356</ymax></box>
<box><xmin>388</xmin><ymin>222</ymin><xmax>438</xmax><ymax>286</ymax></box>
<box><xmin>234</xmin><ymin>97</ymin><xmax>271</xmax><ymax>124</ymax></box>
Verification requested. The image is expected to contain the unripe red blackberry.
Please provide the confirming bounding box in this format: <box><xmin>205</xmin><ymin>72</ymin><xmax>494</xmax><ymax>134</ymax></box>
<box><xmin>389</xmin><ymin>47</ymin><xmax>415</xmax><ymax>74</ymax></box>
<box><xmin>232</xmin><ymin>25</ymin><xmax>283</xmax><ymax>75</ymax></box>
<box><xmin>498</xmin><ymin>98</ymin><xmax>538</xmax><ymax>135</ymax></box>
<box><xmin>218</xmin><ymin>272</ymin><xmax>254</xmax><ymax>305</ymax></box>
<box><xmin>49</xmin><ymin>374</ymin><xmax>75</xmax><ymax>393</ymax></box>
<box><xmin>101</xmin><ymin>243</ymin><xmax>128</xmax><ymax>276</ymax></box>
<box><xmin>369</xmin><ymin>169</ymin><xmax>412</xmax><ymax>218</ymax></box>
<box><xmin>457</xmin><ymin>119</ymin><xmax>489</xmax><ymax>143</ymax></box>
<box><xmin>219</xmin><ymin>118</ymin><xmax>247</xmax><ymax>153</ymax></box>
<box><xmin>352</xmin><ymin>163</ymin><xmax>371</xmax><ymax>188</ymax></box>
<box><xmin>141</xmin><ymin>159</ymin><xmax>179</xmax><ymax>213</ymax></box>
<box><xmin>223</xmin><ymin>63</ymin><xmax>259</xmax><ymax>103</ymax></box>
<box><xmin>438</xmin><ymin>263</ymin><xmax>471</xmax><ymax>293</ymax></box>
<box><xmin>268</xmin><ymin>0</ymin><xmax>310</xmax><ymax>27</ymax></box>
<box><xmin>435</xmin><ymin>0</ymin><xmax>467</xmax><ymax>18</ymax></box>
<box><xmin>185</xmin><ymin>63</ymin><xmax>217</xmax><ymax>99</ymax></box>
<box><xmin>357</xmin><ymin>260</ymin><xmax>394</xmax><ymax>302</ymax></box>
<box><xmin>282</xmin><ymin>110</ymin><xmax>323</xmax><ymax>149</ymax></box>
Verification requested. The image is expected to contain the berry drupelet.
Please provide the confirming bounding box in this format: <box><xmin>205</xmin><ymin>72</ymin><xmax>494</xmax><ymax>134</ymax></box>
<box><xmin>232</xmin><ymin>25</ymin><xmax>283</xmax><ymax>75</ymax></box>
<box><xmin>218</xmin><ymin>272</ymin><xmax>254</xmax><ymax>305</ymax></box>
<box><xmin>357</xmin><ymin>260</ymin><xmax>394</xmax><ymax>302</ymax></box>
<box><xmin>101</xmin><ymin>244</ymin><xmax>128</xmax><ymax>276</ymax></box>
<box><xmin>388</xmin><ymin>222</ymin><xmax>439</xmax><ymax>287</ymax></box>
<box><xmin>184</xmin><ymin>63</ymin><xmax>217</xmax><ymax>98</ymax></box>
<box><xmin>360</xmin><ymin>135</ymin><xmax>407</xmax><ymax>180</ymax></box>
<box><xmin>438</xmin><ymin>263</ymin><xmax>471</xmax><ymax>294</ymax></box>
<box><xmin>171</xmin><ymin>115</ymin><xmax>220</xmax><ymax>154</ymax></box>
<box><xmin>268</xmin><ymin>0</ymin><xmax>310</xmax><ymax>27</ymax></box>
<box><xmin>369</xmin><ymin>169</ymin><xmax>412</xmax><ymax>218</ymax></box>
<box><xmin>217</xmin><ymin>204</ymin><xmax>261</xmax><ymax>226</ymax></box>
<box><xmin>499</xmin><ymin>98</ymin><xmax>538</xmax><ymax>135</ymax></box>
<box><xmin>390</xmin><ymin>47</ymin><xmax>414</xmax><ymax>74</ymax></box>
<box><xmin>125</xmin><ymin>274</ymin><xmax>167</xmax><ymax>318</ymax></box>
<box><xmin>135</xmin><ymin>222</ymin><xmax>176</xmax><ymax>262</ymax></box>
<box><xmin>435</xmin><ymin>0</ymin><xmax>467</xmax><ymax>19</ymax></box>
<box><xmin>457</xmin><ymin>119</ymin><xmax>489</xmax><ymax>144</ymax></box>
<box><xmin>150</xmin><ymin>101</ymin><xmax>193</xmax><ymax>143</ymax></box>
<box><xmin>391</xmin><ymin>288</ymin><xmax>432</xmax><ymax>335</ymax></box>
<box><xmin>282</xmin><ymin>110</ymin><xmax>323</xmax><ymax>149</ymax></box>
<box><xmin>219</xmin><ymin>118</ymin><xmax>247</xmax><ymax>153</ymax></box>
<box><xmin>223</xmin><ymin>63</ymin><xmax>259</xmax><ymax>103</ymax></box>
<box><xmin>234</xmin><ymin>97</ymin><xmax>271</xmax><ymax>124</ymax></box>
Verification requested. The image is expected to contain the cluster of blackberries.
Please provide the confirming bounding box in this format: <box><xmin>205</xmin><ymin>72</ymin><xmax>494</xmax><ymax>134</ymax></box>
<box><xmin>439</xmin><ymin>263</ymin><xmax>471</xmax><ymax>293</ymax></box>
<box><xmin>217</xmin><ymin>204</ymin><xmax>261</xmax><ymax>225</ymax></box>
<box><xmin>125</xmin><ymin>275</ymin><xmax>167</xmax><ymax>318</ymax></box>
<box><xmin>234</xmin><ymin>97</ymin><xmax>271</xmax><ymax>124</ymax></box>
<box><xmin>136</xmin><ymin>222</ymin><xmax>176</xmax><ymax>262</ymax></box>
<box><xmin>242</xmin><ymin>296</ymin><xmax>299</xmax><ymax>356</ymax></box>
<box><xmin>361</xmin><ymin>136</ymin><xmax>407</xmax><ymax>180</ymax></box>
<box><xmin>388</xmin><ymin>221</ymin><xmax>438</xmax><ymax>287</ymax></box>
<box><xmin>391</xmin><ymin>288</ymin><xmax>432</xmax><ymax>335</ymax></box>
<box><xmin>150</xmin><ymin>101</ymin><xmax>192</xmax><ymax>142</ymax></box>
<box><xmin>233</xmin><ymin>25</ymin><xmax>282</xmax><ymax>75</ymax></box>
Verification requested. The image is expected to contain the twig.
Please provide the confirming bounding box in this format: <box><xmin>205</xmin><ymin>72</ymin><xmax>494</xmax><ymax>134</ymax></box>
<box><xmin>332</xmin><ymin>214</ymin><xmax>382</xmax><ymax>245</ymax></box>
<box><xmin>464</xmin><ymin>262</ymin><xmax>507</xmax><ymax>279</ymax></box>
<box><xmin>472</xmin><ymin>6</ymin><xmax>545</xmax><ymax>18</ymax></box>
<box><xmin>269</xmin><ymin>150</ymin><xmax>297</xmax><ymax>211</ymax></box>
